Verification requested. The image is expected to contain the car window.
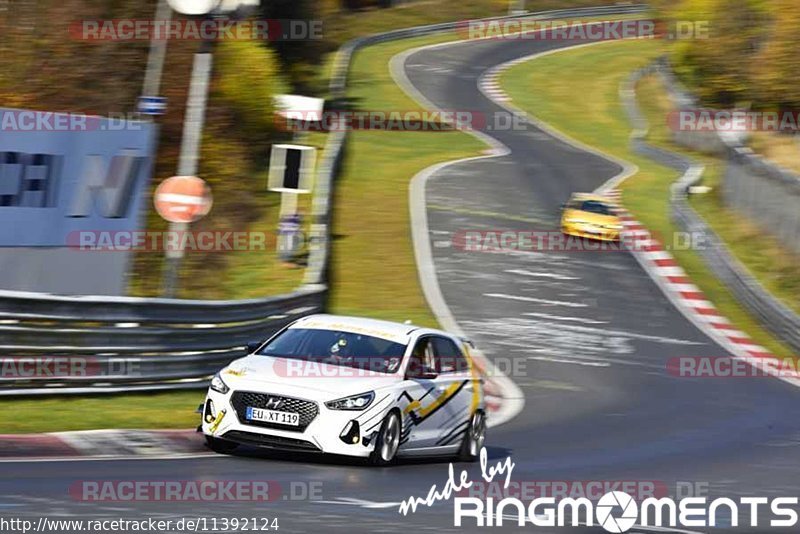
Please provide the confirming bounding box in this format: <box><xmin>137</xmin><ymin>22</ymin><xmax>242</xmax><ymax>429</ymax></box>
<box><xmin>407</xmin><ymin>337</ymin><xmax>436</xmax><ymax>377</ymax></box>
<box><xmin>432</xmin><ymin>336</ymin><xmax>469</xmax><ymax>373</ymax></box>
<box><xmin>257</xmin><ymin>328</ymin><xmax>405</xmax><ymax>373</ymax></box>
<box><xmin>579</xmin><ymin>200</ymin><xmax>613</xmax><ymax>216</ymax></box>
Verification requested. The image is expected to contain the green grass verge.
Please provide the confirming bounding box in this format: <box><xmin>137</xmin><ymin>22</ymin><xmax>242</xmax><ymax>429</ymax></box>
<box><xmin>498</xmin><ymin>38</ymin><xmax>793</xmax><ymax>357</ymax></box>
<box><xmin>328</xmin><ymin>34</ymin><xmax>487</xmax><ymax>326</ymax></box>
<box><xmin>1</xmin><ymin>392</ymin><xmax>203</xmax><ymax>434</ymax></box>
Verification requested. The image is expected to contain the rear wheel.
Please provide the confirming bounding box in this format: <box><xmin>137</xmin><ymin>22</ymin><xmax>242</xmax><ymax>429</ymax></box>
<box><xmin>205</xmin><ymin>435</ymin><xmax>239</xmax><ymax>454</ymax></box>
<box><xmin>458</xmin><ymin>410</ymin><xmax>486</xmax><ymax>462</ymax></box>
<box><xmin>369</xmin><ymin>411</ymin><xmax>401</xmax><ymax>466</ymax></box>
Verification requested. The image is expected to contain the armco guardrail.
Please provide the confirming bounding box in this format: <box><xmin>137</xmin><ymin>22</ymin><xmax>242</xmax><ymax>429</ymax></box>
<box><xmin>0</xmin><ymin>4</ymin><xmax>649</xmax><ymax>396</ymax></box>
<box><xmin>621</xmin><ymin>59</ymin><xmax>800</xmax><ymax>354</ymax></box>
<box><xmin>0</xmin><ymin>286</ymin><xmax>325</xmax><ymax>395</ymax></box>
<box><xmin>658</xmin><ymin>66</ymin><xmax>800</xmax><ymax>256</ymax></box>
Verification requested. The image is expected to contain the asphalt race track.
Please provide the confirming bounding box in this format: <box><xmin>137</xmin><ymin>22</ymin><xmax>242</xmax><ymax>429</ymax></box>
<box><xmin>3</xmin><ymin>34</ymin><xmax>800</xmax><ymax>534</ymax></box>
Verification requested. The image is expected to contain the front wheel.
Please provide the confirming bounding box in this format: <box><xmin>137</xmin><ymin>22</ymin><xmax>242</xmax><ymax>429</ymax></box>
<box><xmin>458</xmin><ymin>410</ymin><xmax>486</xmax><ymax>462</ymax></box>
<box><xmin>205</xmin><ymin>435</ymin><xmax>239</xmax><ymax>454</ymax></box>
<box><xmin>369</xmin><ymin>411</ymin><xmax>401</xmax><ymax>466</ymax></box>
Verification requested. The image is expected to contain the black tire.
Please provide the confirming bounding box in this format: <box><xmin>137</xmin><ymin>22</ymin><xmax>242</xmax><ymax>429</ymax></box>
<box><xmin>458</xmin><ymin>410</ymin><xmax>486</xmax><ymax>462</ymax></box>
<box><xmin>368</xmin><ymin>411</ymin><xmax>401</xmax><ymax>466</ymax></box>
<box><xmin>205</xmin><ymin>435</ymin><xmax>239</xmax><ymax>454</ymax></box>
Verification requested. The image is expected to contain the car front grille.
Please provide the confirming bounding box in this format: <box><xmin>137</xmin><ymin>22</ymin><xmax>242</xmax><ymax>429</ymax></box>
<box><xmin>230</xmin><ymin>391</ymin><xmax>318</xmax><ymax>432</ymax></box>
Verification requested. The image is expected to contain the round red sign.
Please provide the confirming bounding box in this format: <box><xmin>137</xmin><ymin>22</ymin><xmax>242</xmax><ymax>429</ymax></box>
<box><xmin>153</xmin><ymin>176</ymin><xmax>213</xmax><ymax>224</ymax></box>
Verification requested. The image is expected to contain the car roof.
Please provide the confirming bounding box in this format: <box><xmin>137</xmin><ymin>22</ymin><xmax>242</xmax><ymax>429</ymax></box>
<box><xmin>291</xmin><ymin>314</ymin><xmax>433</xmax><ymax>345</ymax></box>
<box><xmin>569</xmin><ymin>192</ymin><xmax>615</xmax><ymax>204</ymax></box>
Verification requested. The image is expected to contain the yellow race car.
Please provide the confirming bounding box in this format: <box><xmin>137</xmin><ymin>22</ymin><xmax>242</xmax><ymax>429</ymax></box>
<box><xmin>560</xmin><ymin>193</ymin><xmax>622</xmax><ymax>242</ymax></box>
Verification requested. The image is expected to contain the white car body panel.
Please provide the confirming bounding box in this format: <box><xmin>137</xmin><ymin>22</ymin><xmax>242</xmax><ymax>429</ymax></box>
<box><xmin>201</xmin><ymin>314</ymin><xmax>485</xmax><ymax>459</ymax></box>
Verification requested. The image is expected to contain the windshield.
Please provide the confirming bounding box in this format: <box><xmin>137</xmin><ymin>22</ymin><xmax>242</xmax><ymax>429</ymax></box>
<box><xmin>256</xmin><ymin>328</ymin><xmax>406</xmax><ymax>374</ymax></box>
<box><xmin>577</xmin><ymin>200</ymin><xmax>613</xmax><ymax>216</ymax></box>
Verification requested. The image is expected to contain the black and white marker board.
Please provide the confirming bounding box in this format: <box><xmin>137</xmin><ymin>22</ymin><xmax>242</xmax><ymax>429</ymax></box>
<box><xmin>268</xmin><ymin>144</ymin><xmax>316</xmax><ymax>194</ymax></box>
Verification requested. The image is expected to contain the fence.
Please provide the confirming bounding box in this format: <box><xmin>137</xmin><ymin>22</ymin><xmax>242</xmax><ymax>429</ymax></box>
<box><xmin>622</xmin><ymin>60</ymin><xmax>800</xmax><ymax>355</ymax></box>
<box><xmin>0</xmin><ymin>287</ymin><xmax>325</xmax><ymax>395</ymax></box>
<box><xmin>659</xmin><ymin>66</ymin><xmax>800</xmax><ymax>255</ymax></box>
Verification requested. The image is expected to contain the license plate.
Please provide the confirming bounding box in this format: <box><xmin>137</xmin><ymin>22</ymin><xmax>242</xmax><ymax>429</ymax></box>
<box><xmin>245</xmin><ymin>407</ymin><xmax>299</xmax><ymax>426</ymax></box>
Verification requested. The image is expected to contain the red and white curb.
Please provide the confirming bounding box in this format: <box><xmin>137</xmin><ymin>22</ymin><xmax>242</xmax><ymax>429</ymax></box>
<box><xmin>0</xmin><ymin>429</ymin><xmax>208</xmax><ymax>462</ymax></box>
<box><xmin>605</xmin><ymin>188</ymin><xmax>800</xmax><ymax>388</ymax></box>
<box><xmin>469</xmin><ymin>354</ymin><xmax>510</xmax><ymax>415</ymax></box>
<box><xmin>478</xmin><ymin>59</ymin><xmax>522</xmax><ymax>102</ymax></box>
<box><xmin>480</xmin><ymin>75</ymin><xmax>510</xmax><ymax>102</ymax></box>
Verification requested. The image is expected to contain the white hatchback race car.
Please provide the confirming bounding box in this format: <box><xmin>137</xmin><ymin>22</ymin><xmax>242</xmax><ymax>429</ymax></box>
<box><xmin>201</xmin><ymin>314</ymin><xmax>486</xmax><ymax>465</ymax></box>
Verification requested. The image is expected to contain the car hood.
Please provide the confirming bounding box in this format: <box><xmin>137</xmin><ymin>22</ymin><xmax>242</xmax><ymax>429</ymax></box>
<box><xmin>218</xmin><ymin>355</ymin><xmax>401</xmax><ymax>399</ymax></box>
<box><xmin>562</xmin><ymin>208</ymin><xmax>620</xmax><ymax>226</ymax></box>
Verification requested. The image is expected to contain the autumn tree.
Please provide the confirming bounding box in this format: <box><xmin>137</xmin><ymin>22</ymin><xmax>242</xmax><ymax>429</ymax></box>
<box><xmin>750</xmin><ymin>0</ymin><xmax>800</xmax><ymax>109</ymax></box>
<box><xmin>664</xmin><ymin>0</ymin><xmax>770</xmax><ymax>107</ymax></box>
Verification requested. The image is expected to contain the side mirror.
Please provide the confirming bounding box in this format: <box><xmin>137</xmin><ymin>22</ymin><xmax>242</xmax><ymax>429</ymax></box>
<box><xmin>246</xmin><ymin>341</ymin><xmax>263</xmax><ymax>354</ymax></box>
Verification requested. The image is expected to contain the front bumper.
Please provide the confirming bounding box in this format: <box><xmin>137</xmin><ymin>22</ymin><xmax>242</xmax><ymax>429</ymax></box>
<box><xmin>561</xmin><ymin>222</ymin><xmax>620</xmax><ymax>242</ymax></box>
<box><xmin>201</xmin><ymin>388</ymin><xmax>382</xmax><ymax>457</ymax></box>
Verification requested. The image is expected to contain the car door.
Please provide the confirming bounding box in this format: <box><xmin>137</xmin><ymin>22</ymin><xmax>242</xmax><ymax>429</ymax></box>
<box><xmin>430</xmin><ymin>335</ymin><xmax>476</xmax><ymax>448</ymax></box>
<box><xmin>398</xmin><ymin>335</ymin><xmax>450</xmax><ymax>449</ymax></box>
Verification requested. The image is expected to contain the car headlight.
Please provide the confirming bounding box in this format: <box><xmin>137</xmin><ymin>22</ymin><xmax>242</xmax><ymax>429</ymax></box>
<box><xmin>325</xmin><ymin>391</ymin><xmax>375</xmax><ymax>411</ymax></box>
<box><xmin>210</xmin><ymin>373</ymin><xmax>229</xmax><ymax>394</ymax></box>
